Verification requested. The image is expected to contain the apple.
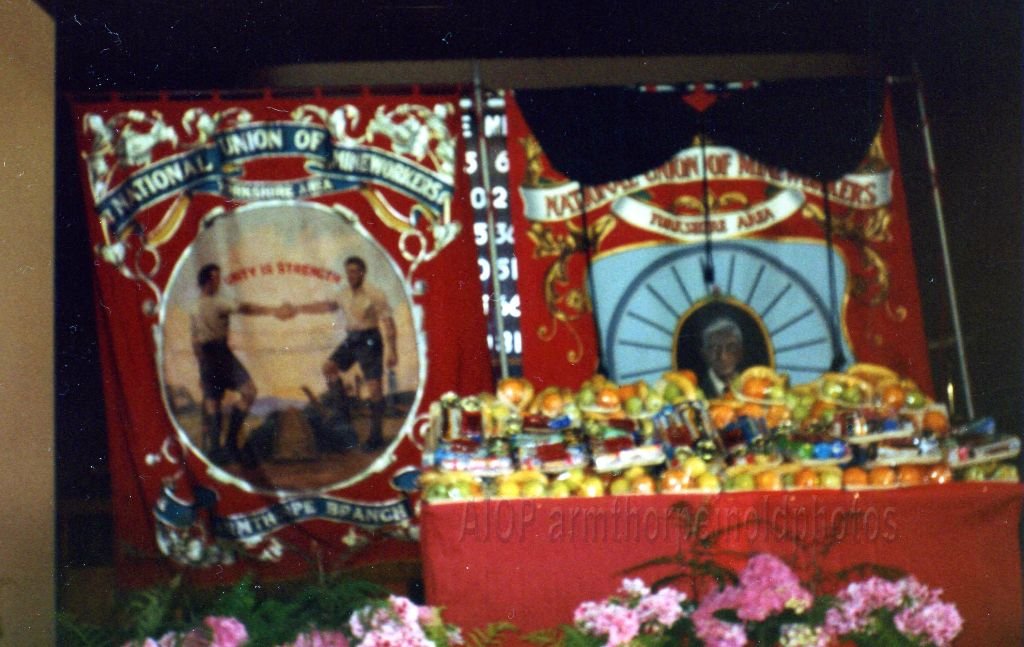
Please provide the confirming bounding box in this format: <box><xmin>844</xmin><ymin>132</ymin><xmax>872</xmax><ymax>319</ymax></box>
<box><xmin>624</xmin><ymin>465</ymin><xmax>647</xmax><ymax>481</ymax></box>
<box><xmin>728</xmin><ymin>472</ymin><xmax>756</xmax><ymax>492</ymax></box>
<box><xmin>696</xmin><ymin>472</ymin><xmax>721</xmax><ymax>492</ymax></box>
<box><xmin>962</xmin><ymin>465</ymin><xmax>988</xmax><ymax>482</ymax></box>
<box><xmin>796</xmin><ymin>443</ymin><xmax>814</xmax><ymax>460</ymax></box>
<box><xmin>520</xmin><ymin>480</ymin><xmax>547</xmax><ymax>498</ymax></box>
<box><xmin>644</xmin><ymin>393</ymin><xmax>665</xmax><ymax>412</ymax></box>
<box><xmin>576</xmin><ymin>387</ymin><xmax>596</xmax><ymax>407</ymax></box>
<box><xmin>992</xmin><ymin>464</ymin><xmax>1019</xmax><ymax>482</ymax></box>
<box><xmin>822</xmin><ymin>380</ymin><xmax>844</xmax><ymax>399</ymax></box>
<box><xmin>624</xmin><ymin>396</ymin><xmax>645</xmax><ymax>417</ymax></box>
<box><xmin>496</xmin><ymin>480</ymin><xmax>521</xmax><ymax>498</ymax></box>
<box><xmin>448</xmin><ymin>481</ymin><xmax>474</xmax><ymax>499</ymax></box>
<box><xmin>424</xmin><ymin>484</ymin><xmax>449</xmax><ymax>501</ymax></box>
<box><xmin>609</xmin><ymin>477</ymin><xmax>632</xmax><ymax>496</ymax></box>
<box><xmin>840</xmin><ymin>385</ymin><xmax>864</xmax><ymax>405</ymax></box>
<box><xmin>662</xmin><ymin>381</ymin><xmax>682</xmax><ymax>403</ymax></box>
<box><xmin>819</xmin><ymin>468</ymin><xmax>843</xmax><ymax>489</ymax></box>
<box><xmin>548</xmin><ymin>481</ymin><xmax>572</xmax><ymax>497</ymax></box>
<box><xmin>767</xmin><ymin>384</ymin><xmax>787</xmax><ymax>402</ymax></box>
<box><xmin>559</xmin><ymin>467</ymin><xmax>586</xmax><ymax>490</ymax></box>
<box><xmin>904</xmin><ymin>390</ymin><xmax>926</xmax><ymax>409</ymax></box>
<box><xmin>681</xmin><ymin>455</ymin><xmax>708</xmax><ymax>478</ymax></box>
<box><xmin>579</xmin><ymin>476</ymin><xmax>606</xmax><ymax>497</ymax></box>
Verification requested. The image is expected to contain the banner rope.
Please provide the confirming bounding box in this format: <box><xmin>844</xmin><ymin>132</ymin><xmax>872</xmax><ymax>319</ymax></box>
<box><xmin>699</xmin><ymin>117</ymin><xmax>716</xmax><ymax>290</ymax></box>
<box><xmin>822</xmin><ymin>186</ymin><xmax>846</xmax><ymax>372</ymax></box>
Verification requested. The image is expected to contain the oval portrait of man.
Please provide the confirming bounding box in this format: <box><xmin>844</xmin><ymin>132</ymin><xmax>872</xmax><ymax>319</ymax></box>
<box><xmin>674</xmin><ymin>298</ymin><xmax>773</xmax><ymax>399</ymax></box>
<box><xmin>159</xmin><ymin>201</ymin><xmax>422</xmax><ymax>492</ymax></box>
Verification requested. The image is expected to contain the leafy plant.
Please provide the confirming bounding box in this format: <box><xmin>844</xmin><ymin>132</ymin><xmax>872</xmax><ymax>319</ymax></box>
<box><xmin>58</xmin><ymin>571</ymin><xmax>388</xmax><ymax>647</ymax></box>
<box><xmin>464</xmin><ymin>621</ymin><xmax>517</xmax><ymax>647</ymax></box>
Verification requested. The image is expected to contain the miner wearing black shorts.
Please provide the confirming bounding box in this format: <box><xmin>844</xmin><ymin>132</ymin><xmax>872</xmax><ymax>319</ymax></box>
<box><xmin>299</xmin><ymin>256</ymin><xmax>397</xmax><ymax>451</ymax></box>
<box><xmin>191</xmin><ymin>263</ymin><xmax>290</xmax><ymax>464</ymax></box>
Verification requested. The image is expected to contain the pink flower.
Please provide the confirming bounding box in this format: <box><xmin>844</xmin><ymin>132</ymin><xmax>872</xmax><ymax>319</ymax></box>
<box><xmin>734</xmin><ymin>554</ymin><xmax>813</xmax><ymax>621</ymax></box>
<box><xmin>824</xmin><ymin>576</ymin><xmax>962</xmax><ymax>645</ymax></box>
<box><xmin>285</xmin><ymin>630</ymin><xmax>350</xmax><ymax>647</ymax></box>
<box><xmin>418</xmin><ymin>605</ymin><xmax>440</xmax><ymax>627</ymax></box>
<box><xmin>204</xmin><ymin>616</ymin><xmax>248</xmax><ymax>647</ymax></box>
<box><xmin>894</xmin><ymin>601</ymin><xmax>963</xmax><ymax>647</ymax></box>
<box><xmin>387</xmin><ymin>595</ymin><xmax>421</xmax><ymax>627</ymax></box>
<box><xmin>693</xmin><ymin>586</ymin><xmax>747</xmax><ymax>647</ymax></box>
<box><xmin>574</xmin><ymin>600</ymin><xmax>641</xmax><ymax>646</ymax></box>
<box><xmin>634</xmin><ymin>587</ymin><xmax>688</xmax><ymax>627</ymax></box>
<box><xmin>619</xmin><ymin>578</ymin><xmax>651</xmax><ymax>599</ymax></box>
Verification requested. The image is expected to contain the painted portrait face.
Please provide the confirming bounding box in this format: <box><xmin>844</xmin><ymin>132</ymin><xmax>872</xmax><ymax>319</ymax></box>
<box><xmin>702</xmin><ymin>327</ymin><xmax>743</xmax><ymax>380</ymax></box>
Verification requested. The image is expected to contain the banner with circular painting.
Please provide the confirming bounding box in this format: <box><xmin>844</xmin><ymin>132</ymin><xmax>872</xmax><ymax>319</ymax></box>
<box><xmin>505</xmin><ymin>85</ymin><xmax>934</xmax><ymax>398</ymax></box>
<box><xmin>71</xmin><ymin>91</ymin><xmax>492</xmax><ymax>579</ymax></box>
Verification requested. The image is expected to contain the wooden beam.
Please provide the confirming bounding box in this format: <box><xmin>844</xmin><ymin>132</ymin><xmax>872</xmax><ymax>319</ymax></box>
<box><xmin>258</xmin><ymin>53</ymin><xmax>880</xmax><ymax>89</ymax></box>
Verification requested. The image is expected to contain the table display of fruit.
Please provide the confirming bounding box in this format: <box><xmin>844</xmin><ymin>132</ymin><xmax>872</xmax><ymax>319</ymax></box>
<box><xmin>419</xmin><ymin>365</ymin><xmax>1018</xmax><ymax>502</ymax></box>
<box><xmin>945</xmin><ymin>417</ymin><xmax>1021</xmax><ymax>482</ymax></box>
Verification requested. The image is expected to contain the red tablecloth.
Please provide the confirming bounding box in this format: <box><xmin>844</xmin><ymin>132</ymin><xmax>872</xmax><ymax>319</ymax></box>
<box><xmin>421</xmin><ymin>483</ymin><xmax>1023</xmax><ymax>645</ymax></box>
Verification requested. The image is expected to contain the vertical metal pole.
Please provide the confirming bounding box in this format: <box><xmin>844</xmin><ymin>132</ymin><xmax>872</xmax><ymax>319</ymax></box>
<box><xmin>473</xmin><ymin>61</ymin><xmax>510</xmax><ymax>378</ymax></box>
<box><xmin>912</xmin><ymin>62</ymin><xmax>975</xmax><ymax>418</ymax></box>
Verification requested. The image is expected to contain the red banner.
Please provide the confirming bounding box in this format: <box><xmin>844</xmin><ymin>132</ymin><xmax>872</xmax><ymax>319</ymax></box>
<box><xmin>507</xmin><ymin>88</ymin><xmax>934</xmax><ymax>396</ymax></box>
<box><xmin>71</xmin><ymin>89</ymin><xmax>492</xmax><ymax>582</ymax></box>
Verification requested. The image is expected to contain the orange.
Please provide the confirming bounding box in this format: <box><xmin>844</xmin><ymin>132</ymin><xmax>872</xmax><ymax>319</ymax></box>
<box><xmin>618</xmin><ymin>383</ymin><xmax>639</xmax><ymax>402</ymax></box>
<box><xmin>843</xmin><ymin>467</ymin><xmax>869</xmax><ymax>487</ymax></box>
<box><xmin>677</xmin><ymin>369</ymin><xmax>698</xmax><ymax>386</ymax></box>
<box><xmin>755</xmin><ymin>470</ymin><xmax>783</xmax><ymax>491</ymax></box>
<box><xmin>868</xmin><ymin>466</ymin><xmax>896</xmax><ymax>487</ymax></box>
<box><xmin>595</xmin><ymin>386</ymin><xmax>621</xmax><ymax>410</ymax></box>
<box><xmin>765</xmin><ymin>404</ymin><xmax>790</xmax><ymax>428</ymax></box>
<box><xmin>497</xmin><ymin>377</ymin><xmax>532</xmax><ymax>407</ymax></box>
<box><xmin>809</xmin><ymin>400</ymin><xmax>836</xmax><ymax>421</ymax></box>
<box><xmin>896</xmin><ymin>464</ymin><xmax>924</xmax><ymax>486</ymax></box>
<box><xmin>738</xmin><ymin>402</ymin><xmax>767</xmax><ymax>419</ymax></box>
<box><xmin>879</xmin><ymin>383</ymin><xmax>907</xmax><ymax>412</ymax></box>
<box><xmin>922</xmin><ymin>410</ymin><xmax>950</xmax><ymax>436</ymax></box>
<box><xmin>709</xmin><ymin>403</ymin><xmax>737</xmax><ymax>430</ymax></box>
<box><xmin>540</xmin><ymin>391</ymin><xmax>564</xmax><ymax>416</ymax></box>
<box><xmin>659</xmin><ymin>468</ymin><xmax>690</xmax><ymax>493</ymax></box>
<box><xmin>793</xmin><ymin>468</ymin><xmax>820</xmax><ymax>489</ymax></box>
<box><xmin>926</xmin><ymin>464</ymin><xmax>954</xmax><ymax>485</ymax></box>
<box><xmin>742</xmin><ymin>377</ymin><xmax>772</xmax><ymax>400</ymax></box>
<box><xmin>630</xmin><ymin>474</ymin><xmax>657</xmax><ymax>494</ymax></box>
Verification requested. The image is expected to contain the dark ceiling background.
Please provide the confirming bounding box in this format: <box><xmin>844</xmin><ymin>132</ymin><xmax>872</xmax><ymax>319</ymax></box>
<box><xmin>53</xmin><ymin>2</ymin><xmax>1022</xmax><ymax>498</ymax></box>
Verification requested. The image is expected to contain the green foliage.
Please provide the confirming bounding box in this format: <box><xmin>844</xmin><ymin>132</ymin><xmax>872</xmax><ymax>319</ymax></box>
<box><xmin>519</xmin><ymin>625</ymin><xmax>602</xmax><ymax>647</ymax></box>
<box><xmin>844</xmin><ymin>609</ymin><xmax>923</xmax><ymax>647</ymax></box>
<box><xmin>121</xmin><ymin>573</ymin><xmax>185</xmax><ymax>642</ymax></box>
<box><xmin>57</xmin><ymin>612</ymin><xmax>114</xmax><ymax>647</ymax></box>
<box><xmin>520</xmin><ymin>621</ymin><xmax>699</xmax><ymax>647</ymax></box>
<box><xmin>464</xmin><ymin>621</ymin><xmax>517</xmax><ymax>647</ymax></box>
<box><xmin>58</xmin><ymin>572</ymin><xmax>388</xmax><ymax>647</ymax></box>
<box><xmin>520</xmin><ymin>626</ymin><xmax>563</xmax><ymax>646</ymax></box>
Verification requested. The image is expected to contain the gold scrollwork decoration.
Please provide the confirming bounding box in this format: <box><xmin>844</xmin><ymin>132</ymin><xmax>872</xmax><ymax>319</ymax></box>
<box><xmin>672</xmin><ymin>189</ymin><xmax>749</xmax><ymax>214</ymax></box>
<box><xmin>527</xmin><ymin>215</ymin><xmax>616</xmax><ymax>365</ymax></box>
<box><xmin>801</xmin><ymin>194</ymin><xmax>905</xmax><ymax>322</ymax></box>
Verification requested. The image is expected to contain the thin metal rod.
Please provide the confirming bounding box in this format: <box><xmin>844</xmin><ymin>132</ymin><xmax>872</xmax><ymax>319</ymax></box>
<box><xmin>699</xmin><ymin>124</ymin><xmax>716</xmax><ymax>289</ymax></box>
<box><xmin>821</xmin><ymin>187</ymin><xmax>846</xmax><ymax>372</ymax></box>
<box><xmin>912</xmin><ymin>61</ymin><xmax>974</xmax><ymax>418</ymax></box>
<box><xmin>472</xmin><ymin>61</ymin><xmax>509</xmax><ymax>378</ymax></box>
